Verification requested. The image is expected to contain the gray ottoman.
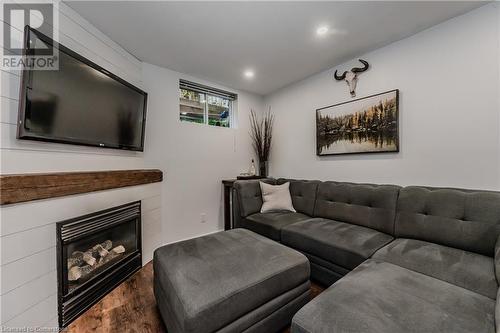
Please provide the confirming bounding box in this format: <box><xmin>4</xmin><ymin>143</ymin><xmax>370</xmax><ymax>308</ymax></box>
<box><xmin>153</xmin><ymin>228</ymin><xmax>311</xmax><ymax>333</ymax></box>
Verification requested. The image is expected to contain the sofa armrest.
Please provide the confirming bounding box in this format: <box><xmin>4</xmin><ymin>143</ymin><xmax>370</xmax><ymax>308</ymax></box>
<box><xmin>496</xmin><ymin>288</ymin><xmax>500</xmax><ymax>333</ymax></box>
<box><xmin>495</xmin><ymin>234</ymin><xmax>500</xmax><ymax>285</ymax></box>
<box><xmin>232</xmin><ymin>187</ymin><xmax>243</xmax><ymax>228</ymax></box>
<box><xmin>233</xmin><ymin>179</ymin><xmax>275</xmax><ymax>218</ymax></box>
<box><xmin>494</xmin><ymin>235</ymin><xmax>500</xmax><ymax>333</ymax></box>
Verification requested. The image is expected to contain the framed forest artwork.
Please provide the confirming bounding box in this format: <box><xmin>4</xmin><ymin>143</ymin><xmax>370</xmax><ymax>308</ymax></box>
<box><xmin>316</xmin><ymin>89</ymin><xmax>399</xmax><ymax>156</ymax></box>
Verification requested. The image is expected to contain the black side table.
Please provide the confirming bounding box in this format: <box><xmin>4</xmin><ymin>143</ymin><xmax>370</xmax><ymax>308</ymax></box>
<box><xmin>222</xmin><ymin>176</ymin><xmax>265</xmax><ymax>230</ymax></box>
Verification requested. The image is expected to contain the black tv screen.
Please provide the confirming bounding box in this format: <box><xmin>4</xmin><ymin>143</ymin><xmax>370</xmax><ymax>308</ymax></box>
<box><xmin>17</xmin><ymin>27</ymin><xmax>147</xmax><ymax>151</ymax></box>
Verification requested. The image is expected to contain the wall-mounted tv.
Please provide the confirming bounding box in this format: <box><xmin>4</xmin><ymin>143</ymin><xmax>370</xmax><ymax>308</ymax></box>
<box><xmin>17</xmin><ymin>27</ymin><xmax>148</xmax><ymax>151</ymax></box>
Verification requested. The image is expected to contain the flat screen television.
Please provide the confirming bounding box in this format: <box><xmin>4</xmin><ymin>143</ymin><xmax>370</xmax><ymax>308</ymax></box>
<box><xmin>17</xmin><ymin>27</ymin><xmax>148</xmax><ymax>151</ymax></box>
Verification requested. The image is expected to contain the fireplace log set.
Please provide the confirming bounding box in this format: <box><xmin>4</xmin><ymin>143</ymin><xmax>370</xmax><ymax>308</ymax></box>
<box><xmin>68</xmin><ymin>240</ymin><xmax>126</xmax><ymax>281</ymax></box>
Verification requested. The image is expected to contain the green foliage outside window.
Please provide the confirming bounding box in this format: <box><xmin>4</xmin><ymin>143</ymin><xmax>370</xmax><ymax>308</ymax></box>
<box><xmin>180</xmin><ymin>88</ymin><xmax>232</xmax><ymax>127</ymax></box>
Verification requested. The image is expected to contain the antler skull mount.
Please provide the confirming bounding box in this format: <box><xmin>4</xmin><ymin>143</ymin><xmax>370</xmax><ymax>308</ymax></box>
<box><xmin>334</xmin><ymin>59</ymin><xmax>370</xmax><ymax>97</ymax></box>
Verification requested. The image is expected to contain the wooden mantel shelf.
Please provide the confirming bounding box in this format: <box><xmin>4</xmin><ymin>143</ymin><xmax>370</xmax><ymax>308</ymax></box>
<box><xmin>0</xmin><ymin>169</ymin><xmax>163</xmax><ymax>206</ymax></box>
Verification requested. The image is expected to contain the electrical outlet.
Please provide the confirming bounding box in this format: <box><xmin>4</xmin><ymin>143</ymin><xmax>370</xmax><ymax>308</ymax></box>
<box><xmin>200</xmin><ymin>213</ymin><xmax>207</xmax><ymax>223</ymax></box>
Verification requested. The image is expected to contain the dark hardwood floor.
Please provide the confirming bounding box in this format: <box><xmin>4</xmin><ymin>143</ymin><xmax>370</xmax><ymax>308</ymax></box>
<box><xmin>67</xmin><ymin>262</ymin><xmax>325</xmax><ymax>333</ymax></box>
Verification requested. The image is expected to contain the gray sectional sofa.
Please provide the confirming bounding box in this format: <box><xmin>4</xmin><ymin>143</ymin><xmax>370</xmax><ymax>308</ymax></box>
<box><xmin>233</xmin><ymin>178</ymin><xmax>500</xmax><ymax>332</ymax></box>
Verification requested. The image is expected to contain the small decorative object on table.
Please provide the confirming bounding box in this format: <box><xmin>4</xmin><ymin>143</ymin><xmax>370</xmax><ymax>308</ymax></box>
<box><xmin>236</xmin><ymin>174</ymin><xmax>263</xmax><ymax>180</ymax></box>
<box><xmin>249</xmin><ymin>159</ymin><xmax>256</xmax><ymax>176</ymax></box>
<box><xmin>249</xmin><ymin>108</ymin><xmax>274</xmax><ymax>177</ymax></box>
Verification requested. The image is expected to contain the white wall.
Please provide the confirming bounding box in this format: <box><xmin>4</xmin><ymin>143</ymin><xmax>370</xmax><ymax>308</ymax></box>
<box><xmin>142</xmin><ymin>64</ymin><xmax>264</xmax><ymax>244</ymax></box>
<box><xmin>264</xmin><ymin>4</ymin><xmax>500</xmax><ymax>191</ymax></box>
<box><xmin>0</xmin><ymin>3</ymin><xmax>161</xmax><ymax>328</ymax></box>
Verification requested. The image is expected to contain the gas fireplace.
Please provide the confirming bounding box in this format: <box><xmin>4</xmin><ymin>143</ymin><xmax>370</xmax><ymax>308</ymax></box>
<box><xmin>57</xmin><ymin>201</ymin><xmax>142</xmax><ymax>328</ymax></box>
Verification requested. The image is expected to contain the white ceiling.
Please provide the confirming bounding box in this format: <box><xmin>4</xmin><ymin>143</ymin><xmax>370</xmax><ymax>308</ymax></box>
<box><xmin>66</xmin><ymin>1</ymin><xmax>487</xmax><ymax>96</ymax></box>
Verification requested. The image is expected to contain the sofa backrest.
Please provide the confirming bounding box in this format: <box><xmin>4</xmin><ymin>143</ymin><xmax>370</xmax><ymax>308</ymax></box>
<box><xmin>313</xmin><ymin>181</ymin><xmax>401</xmax><ymax>235</ymax></box>
<box><xmin>396</xmin><ymin>186</ymin><xmax>500</xmax><ymax>256</ymax></box>
<box><xmin>233</xmin><ymin>179</ymin><xmax>276</xmax><ymax>217</ymax></box>
<box><xmin>276</xmin><ymin>179</ymin><xmax>320</xmax><ymax>216</ymax></box>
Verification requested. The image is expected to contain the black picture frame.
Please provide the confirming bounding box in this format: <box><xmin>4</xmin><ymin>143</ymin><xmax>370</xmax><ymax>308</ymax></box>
<box><xmin>316</xmin><ymin>89</ymin><xmax>399</xmax><ymax>156</ymax></box>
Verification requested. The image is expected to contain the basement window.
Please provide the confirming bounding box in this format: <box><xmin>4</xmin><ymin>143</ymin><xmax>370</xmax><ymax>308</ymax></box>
<box><xmin>179</xmin><ymin>79</ymin><xmax>237</xmax><ymax>128</ymax></box>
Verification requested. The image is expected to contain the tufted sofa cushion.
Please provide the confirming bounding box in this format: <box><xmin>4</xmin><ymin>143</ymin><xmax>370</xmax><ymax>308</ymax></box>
<box><xmin>313</xmin><ymin>181</ymin><xmax>401</xmax><ymax>235</ymax></box>
<box><xmin>242</xmin><ymin>211</ymin><xmax>313</xmax><ymax>241</ymax></box>
<box><xmin>373</xmin><ymin>238</ymin><xmax>497</xmax><ymax>299</ymax></box>
<box><xmin>234</xmin><ymin>179</ymin><xmax>276</xmax><ymax>217</ymax></box>
<box><xmin>292</xmin><ymin>259</ymin><xmax>496</xmax><ymax>333</ymax></box>
<box><xmin>282</xmin><ymin>218</ymin><xmax>393</xmax><ymax>271</ymax></box>
<box><xmin>276</xmin><ymin>179</ymin><xmax>320</xmax><ymax>216</ymax></box>
<box><xmin>396</xmin><ymin>186</ymin><xmax>500</xmax><ymax>256</ymax></box>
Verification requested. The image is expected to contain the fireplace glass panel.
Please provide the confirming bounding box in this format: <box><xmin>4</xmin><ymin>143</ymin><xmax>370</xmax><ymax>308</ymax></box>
<box><xmin>57</xmin><ymin>201</ymin><xmax>142</xmax><ymax>328</ymax></box>
<box><xmin>65</xmin><ymin>218</ymin><xmax>138</xmax><ymax>294</ymax></box>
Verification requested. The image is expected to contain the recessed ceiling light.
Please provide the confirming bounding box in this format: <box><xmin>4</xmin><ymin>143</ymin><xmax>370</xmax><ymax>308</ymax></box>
<box><xmin>244</xmin><ymin>70</ymin><xmax>255</xmax><ymax>79</ymax></box>
<box><xmin>316</xmin><ymin>25</ymin><xmax>329</xmax><ymax>36</ymax></box>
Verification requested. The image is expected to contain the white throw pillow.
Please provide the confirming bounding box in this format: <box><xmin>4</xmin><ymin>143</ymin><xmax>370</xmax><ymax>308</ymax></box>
<box><xmin>260</xmin><ymin>182</ymin><xmax>296</xmax><ymax>213</ymax></box>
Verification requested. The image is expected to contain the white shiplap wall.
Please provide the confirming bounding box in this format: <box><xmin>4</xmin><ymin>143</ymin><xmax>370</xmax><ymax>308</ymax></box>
<box><xmin>0</xmin><ymin>2</ymin><xmax>162</xmax><ymax>328</ymax></box>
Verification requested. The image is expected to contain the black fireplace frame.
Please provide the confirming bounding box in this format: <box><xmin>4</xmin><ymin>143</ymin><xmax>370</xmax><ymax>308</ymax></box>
<box><xmin>56</xmin><ymin>201</ymin><xmax>142</xmax><ymax>328</ymax></box>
